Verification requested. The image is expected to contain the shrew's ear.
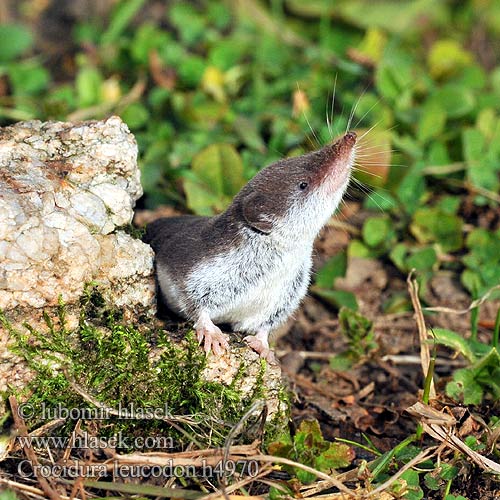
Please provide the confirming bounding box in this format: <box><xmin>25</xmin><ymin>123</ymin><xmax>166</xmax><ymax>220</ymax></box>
<box><xmin>241</xmin><ymin>192</ymin><xmax>274</xmax><ymax>234</ymax></box>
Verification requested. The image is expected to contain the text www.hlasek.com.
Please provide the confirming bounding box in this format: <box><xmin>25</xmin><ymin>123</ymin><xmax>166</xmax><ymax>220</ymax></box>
<box><xmin>16</xmin><ymin>430</ymin><xmax>173</xmax><ymax>451</ymax></box>
<box><xmin>18</xmin><ymin>459</ymin><xmax>261</xmax><ymax>479</ymax></box>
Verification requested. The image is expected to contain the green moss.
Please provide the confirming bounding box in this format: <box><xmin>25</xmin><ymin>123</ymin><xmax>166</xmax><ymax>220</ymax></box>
<box><xmin>1</xmin><ymin>288</ymin><xmax>282</xmax><ymax>450</ymax></box>
<box><xmin>264</xmin><ymin>385</ymin><xmax>293</xmax><ymax>448</ymax></box>
<box><xmin>119</xmin><ymin>223</ymin><xmax>146</xmax><ymax>239</ymax></box>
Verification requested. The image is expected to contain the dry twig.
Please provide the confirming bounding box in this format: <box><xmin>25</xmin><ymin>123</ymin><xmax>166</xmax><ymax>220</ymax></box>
<box><xmin>407</xmin><ymin>271</ymin><xmax>436</xmax><ymax>399</ymax></box>
<box><xmin>9</xmin><ymin>396</ymin><xmax>62</xmax><ymax>500</ymax></box>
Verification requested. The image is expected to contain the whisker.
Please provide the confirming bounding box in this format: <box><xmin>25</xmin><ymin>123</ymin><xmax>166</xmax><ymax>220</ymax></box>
<box><xmin>349</xmin><ymin>179</ymin><xmax>386</xmax><ymax>212</ymax></box>
<box><xmin>353</xmin><ymin>97</ymin><xmax>381</xmax><ymax>130</ymax></box>
<box><xmin>346</xmin><ymin>86</ymin><xmax>367</xmax><ymax>133</ymax></box>
<box><xmin>355</xmin><ymin>153</ymin><xmax>399</xmax><ymax>159</ymax></box>
<box><xmin>349</xmin><ymin>185</ymin><xmax>375</xmax><ymax>204</ymax></box>
<box><xmin>329</xmin><ymin>74</ymin><xmax>338</xmax><ymax>139</ymax></box>
<box><xmin>325</xmin><ymin>88</ymin><xmax>332</xmax><ymax>138</ymax></box>
<box><xmin>351</xmin><ymin>177</ymin><xmax>394</xmax><ymax>208</ymax></box>
<box><xmin>351</xmin><ymin>176</ymin><xmax>380</xmax><ymax>192</ymax></box>
<box><xmin>296</xmin><ymin>82</ymin><xmax>321</xmax><ymax>148</ymax></box>
<box><xmin>358</xmin><ymin>164</ymin><xmax>407</xmax><ymax>169</ymax></box>
<box><xmin>356</xmin><ymin>124</ymin><xmax>399</xmax><ymax>148</ymax></box>
<box><xmin>355</xmin><ymin>144</ymin><xmax>396</xmax><ymax>152</ymax></box>
<box><xmin>358</xmin><ymin>120</ymin><xmax>382</xmax><ymax>141</ymax></box>
<box><xmin>352</xmin><ymin>166</ymin><xmax>383</xmax><ymax>179</ymax></box>
<box><xmin>304</xmin><ymin>112</ymin><xmax>321</xmax><ymax>148</ymax></box>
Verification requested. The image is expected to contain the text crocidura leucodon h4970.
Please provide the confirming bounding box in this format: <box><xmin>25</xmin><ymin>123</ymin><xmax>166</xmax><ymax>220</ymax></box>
<box><xmin>144</xmin><ymin>131</ymin><xmax>357</xmax><ymax>363</ymax></box>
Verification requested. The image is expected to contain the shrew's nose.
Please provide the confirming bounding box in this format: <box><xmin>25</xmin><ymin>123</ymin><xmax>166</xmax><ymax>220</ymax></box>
<box><xmin>344</xmin><ymin>131</ymin><xmax>357</xmax><ymax>146</ymax></box>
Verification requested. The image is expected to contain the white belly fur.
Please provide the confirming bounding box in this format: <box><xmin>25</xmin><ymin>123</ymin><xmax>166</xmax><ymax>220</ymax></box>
<box><xmin>217</xmin><ymin>258</ymin><xmax>306</xmax><ymax>329</ymax></box>
<box><xmin>184</xmin><ymin>240</ymin><xmax>312</xmax><ymax>333</ymax></box>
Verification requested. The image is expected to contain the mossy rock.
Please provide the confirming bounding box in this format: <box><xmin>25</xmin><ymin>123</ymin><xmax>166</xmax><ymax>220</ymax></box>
<box><xmin>0</xmin><ymin>289</ymin><xmax>289</xmax><ymax>449</ymax></box>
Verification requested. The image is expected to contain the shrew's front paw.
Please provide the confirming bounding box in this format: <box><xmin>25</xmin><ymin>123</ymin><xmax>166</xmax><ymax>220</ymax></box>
<box><xmin>244</xmin><ymin>334</ymin><xmax>277</xmax><ymax>364</ymax></box>
<box><xmin>194</xmin><ymin>312</ymin><xmax>230</xmax><ymax>356</ymax></box>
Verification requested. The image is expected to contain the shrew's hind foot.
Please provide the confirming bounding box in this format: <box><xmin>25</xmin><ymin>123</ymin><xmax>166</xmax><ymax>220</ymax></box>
<box><xmin>244</xmin><ymin>330</ymin><xmax>277</xmax><ymax>364</ymax></box>
<box><xmin>194</xmin><ymin>311</ymin><xmax>229</xmax><ymax>356</ymax></box>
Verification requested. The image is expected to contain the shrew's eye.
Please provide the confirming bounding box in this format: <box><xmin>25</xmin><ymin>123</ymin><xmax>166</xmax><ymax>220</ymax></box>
<box><xmin>299</xmin><ymin>181</ymin><xmax>309</xmax><ymax>190</ymax></box>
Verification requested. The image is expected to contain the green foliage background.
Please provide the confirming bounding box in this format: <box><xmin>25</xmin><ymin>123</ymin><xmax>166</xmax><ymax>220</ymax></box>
<box><xmin>1</xmin><ymin>0</ymin><xmax>499</xmax><ymax>301</ymax></box>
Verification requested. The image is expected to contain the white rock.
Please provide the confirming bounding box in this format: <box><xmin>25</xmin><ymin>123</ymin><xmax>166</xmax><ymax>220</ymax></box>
<box><xmin>89</xmin><ymin>182</ymin><xmax>133</xmax><ymax>227</ymax></box>
<box><xmin>69</xmin><ymin>191</ymin><xmax>111</xmax><ymax>233</ymax></box>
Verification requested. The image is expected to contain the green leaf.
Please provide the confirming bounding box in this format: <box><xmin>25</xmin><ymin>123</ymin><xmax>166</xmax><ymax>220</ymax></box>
<box><xmin>456</xmin><ymin>64</ymin><xmax>487</xmax><ymax>90</ymax></box>
<box><xmin>439</xmin><ymin>463</ymin><xmax>459</xmax><ymax>481</ymax></box>
<box><xmin>267</xmin><ymin>440</ymin><xmax>293</xmax><ymax>458</ymax></box>
<box><xmin>0</xmin><ymin>490</ymin><xmax>18</xmax><ymax>500</ymax></box>
<box><xmin>427</xmin><ymin>141</ymin><xmax>451</xmax><ymax>166</ymax></box>
<box><xmin>392</xmin><ymin>134</ymin><xmax>423</xmax><ymax>160</ymax></box>
<box><xmin>364</xmin><ymin>190</ymin><xmax>397</xmax><ymax>211</ymax></box>
<box><xmin>209</xmin><ymin>39</ymin><xmax>247</xmax><ymax>71</ymax></box>
<box><xmin>405</xmin><ymin>247</ymin><xmax>437</xmax><ymax>271</ymax></box>
<box><xmin>184</xmin><ymin>144</ymin><xmax>245</xmax><ymax>215</ymax></box>
<box><xmin>400</xmin><ymin>469</ymin><xmax>424</xmax><ymax>499</ymax></box>
<box><xmin>178</xmin><ymin>56</ymin><xmax>206</xmax><ymax>86</ymax></box>
<box><xmin>476</xmin><ymin>108</ymin><xmax>496</xmax><ymax>139</ymax></box>
<box><xmin>315</xmin><ymin>251</ymin><xmax>347</xmax><ymax>288</ymax></box>
<box><xmin>256</xmin><ymin>35</ymin><xmax>293</xmax><ymax>77</ymax></box>
<box><xmin>76</xmin><ymin>66</ymin><xmax>103</xmax><ymax>107</ymax></box>
<box><xmin>356</xmin><ymin>28</ymin><xmax>387</xmax><ymax>63</ymax></box>
<box><xmin>232</xmin><ymin>116</ymin><xmax>266</xmax><ymax>153</ymax></box>
<box><xmin>169</xmin><ymin>3</ymin><xmax>206</xmax><ymax>46</ymax></box>
<box><xmin>337</xmin><ymin>0</ymin><xmax>441</xmax><ymax>34</ymax></box>
<box><xmin>376</xmin><ymin>63</ymin><xmax>410</xmax><ymax>101</ymax></box>
<box><xmin>431</xmin><ymin>328</ymin><xmax>476</xmax><ymax>362</ymax></box>
<box><xmin>296</xmin><ymin>468</ymin><xmax>316</xmax><ymax>484</ymax></box>
<box><xmin>436</xmin><ymin>196</ymin><xmax>461</xmax><ymax>215</ymax></box>
<box><xmin>417</xmin><ymin>100</ymin><xmax>446</xmax><ymax>143</ymax></box>
<box><xmin>311</xmin><ymin>288</ymin><xmax>358</xmax><ymax>311</ymax></box>
<box><xmin>207</xmin><ymin>2</ymin><xmax>232</xmax><ymax>29</ymax></box>
<box><xmin>446</xmin><ymin>368</ymin><xmax>483</xmax><ymax>405</ymax></box>
<box><xmin>389</xmin><ymin>243</ymin><xmax>408</xmax><ymax>271</ymax></box>
<box><xmin>427</xmin><ymin>39</ymin><xmax>472</xmax><ymax>80</ymax></box>
<box><xmin>329</xmin><ymin>353</ymin><xmax>353</xmax><ymax>371</ymax></box>
<box><xmin>101</xmin><ymin>0</ymin><xmax>147</xmax><ymax>45</ymax></box>
<box><xmin>339</xmin><ymin>307</ymin><xmax>375</xmax><ymax>347</ymax></box>
<box><xmin>464</xmin><ymin>435</ymin><xmax>483</xmax><ymax>451</ymax></box>
<box><xmin>348</xmin><ymin>240</ymin><xmax>373</xmax><ymax>258</ymax></box>
<box><xmin>462</xmin><ymin>229</ymin><xmax>500</xmax><ymax>297</ymax></box>
<box><xmin>316</xmin><ymin>442</ymin><xmax>354</xmax><ymax>470</ymax></box>
<box><xmin>410</xmin><ymin>207</ymin><xmax>463</xmax><ymax>252</ymax></box>
<box><xmin>0</xmin><ymin>24</ymin><xmax>33</xmax><ymax>62</ymax></box>
<box><xmin>131</xmin><ymin>23</ymin><xmax>171</xmax><ymax>64</ymax></box>
<box><xmin>396</xmin><ymin>169</ymin><xmax>426</xmax><ymax>215</ymax></box>
<box><xmin>461</xmin><ymin>269</ymin><xmax>482</xmax><ymax>297</ymax></box>
<box><xmin>430</xmin><ymin>85</ymin><xmax>475</xmax><ymax>119</ymax></box>
<box><xmin>294</xmin><ymin>419</ymin><xmax>324</xmax><ymax>449</ymax></box>
<box><xmin>121</xmin><ymin>102</ymin><xmax>150</xmax><ymax>130</ymax></box>
<box><xmin>423</xmin><ymin>473</ymin><xmax>441</xmax><ymax>491</ymax></box>
<box><xmin>463</xmin><ymin>128</ymin><xmax>499</xmax><ymax>193</ymax></box>
<box><xmin>8</xmin><ymin>61</ymin><xmax>50</xmax><ymax>96</ymax></box>
<box><xmin>362</xmin><ymin>216</ymin><xmax>392</xmax><ymax>248</ymax></box>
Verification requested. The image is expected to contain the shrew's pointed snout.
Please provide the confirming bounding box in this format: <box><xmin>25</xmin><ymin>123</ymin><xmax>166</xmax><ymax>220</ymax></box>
<box><xmin>328</xmin><ymin>130</ymin><xmax>356</xmax><ymax>157</ymax></box>
<box><xmin>344</xmin><ymin>131</ymin><xmax>357</xmax><ymax>146</ymax></box>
